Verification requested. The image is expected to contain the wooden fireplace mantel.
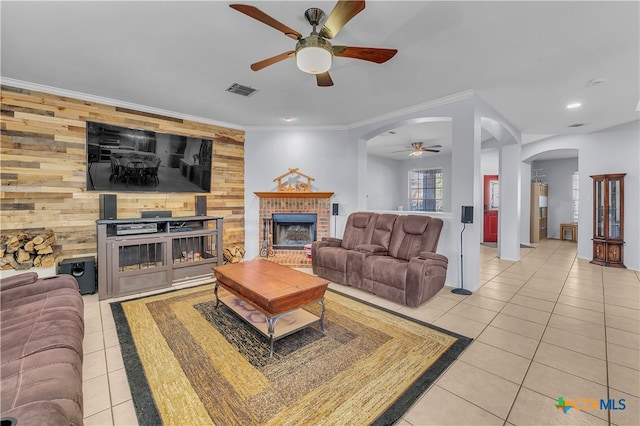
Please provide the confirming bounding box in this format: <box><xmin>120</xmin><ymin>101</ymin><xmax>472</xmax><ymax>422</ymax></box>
<box><xmin>254</xmin><ymin>192</ymin><xmax>334</xmax><ymax>199</ymax></box>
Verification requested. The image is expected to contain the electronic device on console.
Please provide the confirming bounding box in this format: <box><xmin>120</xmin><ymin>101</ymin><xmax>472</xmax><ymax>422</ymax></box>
<box><xmin>115</xmin><ymin>223</ymin><xmax>158</xmax><ymax>235</ymax></box>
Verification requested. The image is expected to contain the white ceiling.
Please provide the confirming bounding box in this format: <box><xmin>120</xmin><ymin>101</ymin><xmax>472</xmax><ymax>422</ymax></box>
<box><xmin>2</xmin><ymin>1</ymin><xmax>638</xmax><ymax>160</ymax></box>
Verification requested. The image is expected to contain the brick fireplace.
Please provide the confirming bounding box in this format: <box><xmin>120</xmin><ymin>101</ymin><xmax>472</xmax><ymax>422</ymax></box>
<box><xmin>255</xmin><ymin>192</ymin><xmax>333</xmax><ymax>267</ymax></box>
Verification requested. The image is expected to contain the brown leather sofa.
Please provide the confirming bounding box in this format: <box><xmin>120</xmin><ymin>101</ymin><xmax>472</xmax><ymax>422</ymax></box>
<box><xmin>312</xmin><ymin>212</ymin><xmax>448</xmax><ymax>307</ymax></box>
<box><xmin>1</xmin><ymin>272</ymin><xmax>84</xmax><ymax>426</ymax></box>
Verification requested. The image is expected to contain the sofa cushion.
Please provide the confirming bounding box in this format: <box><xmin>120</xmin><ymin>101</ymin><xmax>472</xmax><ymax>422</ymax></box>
<box><xmin>403</xmin><ymin>215</ymin><xmax>430</xmax><ymax>235</ymax></box>
<box><xmin>0</xmin><ymin>273</ymin><xmax>84</xmax><ymax>426</ymax></box>
<box><xmin>367</xmin><ymin>257</ymin><xmax>408</xmax><ymax>290</ymax></box>
<box><xmin>388</xmin><ymin>215</ymin><xmax>443</xmax><ymax>261</ymax></box>
<box><xmin>1</xmin><ymin>309</ymin><xmax>84</xmax><ymax>363</ymax></box>
<box><xmin>371</xmin><ymin>214</ymin><xmax>397</xmax><ymax>248</ymax></box>
<box><xmin>314</xmin><ymin>246</ymin><xmax>348</xmax><ymax>272</ymax></box>
<box><xmin>1</xmin><ymin>348</ymin><xmax>83</xmax><ymax>426</ymax></box>
<box><xmin>340</xmin><ymin>212</ymin><xmax>377</xmax><ymax>250</ymax></box>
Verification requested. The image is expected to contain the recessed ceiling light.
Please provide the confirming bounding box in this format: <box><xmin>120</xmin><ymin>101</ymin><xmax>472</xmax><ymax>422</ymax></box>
<box><xmin>566</xmin><ymin>102</ymin><xmax>582</xmax><ymax>109</ymax></box>
<box><xmin>282</xmin><ymin>116</ymin><xmax>295</xmax><ymax>122</ymax></box>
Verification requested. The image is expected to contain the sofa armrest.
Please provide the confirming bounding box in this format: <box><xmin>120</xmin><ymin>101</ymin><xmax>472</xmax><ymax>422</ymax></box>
<box><xmin>321</xmin><ymin>237</ymin><xmax>343</xmax><ymax>247</ymax></box>
<box><xmin>311</xmin><ymin>238</ymin><xmax>342</xmax><ymax>274</ymax></box>
<box><xmin>355</xmin><ymin>244</ymin><xmax>388</xmax><ymax>255</ymax></box>
<box><xmin>0</xmin><ymin>274</ymin><xmax>79</xmax><ymax>304</ymax></box>
<box><xmin>417</xmin><ymin>251</ymin><xmax>449</xmax><ymax>263</ymax></box>
<box><xmin>0</xmin><ymin>272</ymin><xmax>39</xmax><ymax>291</ymax></box>
<box><xmin>406</xmin><ymin>254</ymin><xmax>449</xmax><ymax>307</ymax></box>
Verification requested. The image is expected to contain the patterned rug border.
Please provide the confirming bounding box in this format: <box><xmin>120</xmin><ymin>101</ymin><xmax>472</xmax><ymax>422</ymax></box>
<box><xmin>111</xmin><ymin>285</ymin><xmax>472</xmax><ymax>425</ymax></box>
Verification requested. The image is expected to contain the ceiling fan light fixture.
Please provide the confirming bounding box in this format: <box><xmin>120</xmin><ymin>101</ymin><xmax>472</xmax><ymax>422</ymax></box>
<box><xmin>296</xmin><ymin>36</ymin><xmax>332</xmax><ymax>74</ymax></box>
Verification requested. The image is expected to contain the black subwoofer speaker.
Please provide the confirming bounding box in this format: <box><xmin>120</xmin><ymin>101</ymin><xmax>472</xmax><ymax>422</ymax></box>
<box><xmin>59</xmin><ymin>257</ymin><xmax>96</xmax><ymax>295</ymax></box>
<box><xmin>196</xmin><ymin>195</ymin><xmax>207</xmax><ymax>216</ymax></box>
<box><xmin>461</xmin><ymin>206</ymin><xmax>474</xmax><ymax>224</ymax></box>
<box><xmin>99</xmin><ymin>194</ymin><xmax>117</xmax><ymax>220</ymax></box>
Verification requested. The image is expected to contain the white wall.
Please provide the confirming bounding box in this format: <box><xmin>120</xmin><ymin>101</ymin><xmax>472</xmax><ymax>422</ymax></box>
<box><xmin>366</xmin><ymin>155</ymin><xmax>404</xmax><ymax>210</ymax></box>
<box><xmin>531</xmin><ymin>158</ymin><xmax>578</xmax><ymax>239</ymax></box>
<box><xmin>367</xmin><ymin>152</ymin><xmax>454</xmax><ymax>213</ymax></box>
<box><xmin>522</xmin><ymin>120</ymin><xmax>639</xmax><ymax>270</ymax></box>
<box><xmin>244</xmin><ymin>129</ymin><xmax>357</xmax><ymax>259</ymax></box>
<box><xmin>578</xmin><ymin>121</ymin><xmax>639</xmax><ymax>270</ymax></box>
<box><xmin>481</xmin><ymin>149</ymin><xmax>499</xmax><ymax>176</ymax></box>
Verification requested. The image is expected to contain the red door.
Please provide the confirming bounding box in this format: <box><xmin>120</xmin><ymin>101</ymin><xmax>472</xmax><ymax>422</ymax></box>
<box><xmin>483</xmin><ymin>175</ymin><xmax>499</xmax><ymax>242</ymax></box>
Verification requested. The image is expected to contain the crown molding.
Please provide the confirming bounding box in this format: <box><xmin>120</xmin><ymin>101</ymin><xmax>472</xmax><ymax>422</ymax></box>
<box><xmin>0</xmin><ymin>77</ymin><xmax>243</xmax><ymax>131</ymax></box>
<box><xmin>2</xmin><ymin>77</ymin><xmax>474</xmax><ymax>133</ymax></box>
<box><xmin>348</xmin><ymin>90</ymin><xmax>475</xmax><ymax>129</ymax></box>
<box><xmin>242</xmin><ymin>90</ymin><xmax>476</xmax><ymax>132</ymax></box>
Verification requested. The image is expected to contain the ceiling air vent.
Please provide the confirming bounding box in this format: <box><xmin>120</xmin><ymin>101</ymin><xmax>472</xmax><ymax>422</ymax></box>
<box><xmin>225</xmin><ymin>83</ymin><xmax>258</xmax><ymax>97</ymax></box>
<box><xmin>568</xmin><ymin>123</ymin><xmax>587</xmax><ymax>128</ymax></box>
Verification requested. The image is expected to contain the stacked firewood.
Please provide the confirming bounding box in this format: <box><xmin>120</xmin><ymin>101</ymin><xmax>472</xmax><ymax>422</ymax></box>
<box><xmin>0</xmin><ymin>229</ymin><xmax>58</xmax><ymax>270</ymax></box>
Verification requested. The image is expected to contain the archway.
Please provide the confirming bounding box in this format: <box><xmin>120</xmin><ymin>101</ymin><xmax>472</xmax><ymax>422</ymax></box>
<box><xmin>479</xmin><ymin>116</ymin><xmax>521</xmax><ymax>259</ymax></box>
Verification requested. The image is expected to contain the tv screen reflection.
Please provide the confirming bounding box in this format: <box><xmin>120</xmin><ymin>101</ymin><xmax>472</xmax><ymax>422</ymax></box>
<box><xmin>86</xmin><ymin>121</ymin><xmax>212</xmax><ymax>193</ymax></box>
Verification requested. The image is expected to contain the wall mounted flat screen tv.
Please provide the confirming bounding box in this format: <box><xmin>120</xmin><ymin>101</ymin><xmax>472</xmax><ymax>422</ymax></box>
<box><xmin>86</xmin><ymin>121</ymin><xmax>213</xmax><ymax>193</ymax></box>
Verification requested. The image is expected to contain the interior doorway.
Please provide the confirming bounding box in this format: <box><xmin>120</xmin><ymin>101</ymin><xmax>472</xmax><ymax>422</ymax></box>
<box><xmin>483</xmin><ymin>175</ymin><xmax>499</xmax><ymax>242</ymax></box>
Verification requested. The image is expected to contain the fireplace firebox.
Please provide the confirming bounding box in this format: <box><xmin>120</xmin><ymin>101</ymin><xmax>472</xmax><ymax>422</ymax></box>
<box><xmin>272</xmin><ymin>213</ymin><xmax>317</xmax><ymax>250</ymax></box>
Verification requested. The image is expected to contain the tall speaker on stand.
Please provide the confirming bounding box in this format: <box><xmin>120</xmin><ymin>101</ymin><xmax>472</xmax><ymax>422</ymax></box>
<box><xmin>452</xmin><ymin>206</ymin><xmax>473</xmax><ymax>295</ymax></box>
<box><xmin>332</xmin><ymin>203</ymin><xmax>339</xmax><ymax>237</ymax></box>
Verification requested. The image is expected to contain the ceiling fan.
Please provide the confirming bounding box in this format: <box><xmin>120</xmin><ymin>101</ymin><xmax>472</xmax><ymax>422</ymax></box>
<box><xmin>393</xmin><ymin>142</ymin><xmax>442</xmax><ymax>156</ymax></box>
<box><xmin>229</xmin><ymin>1</ymin><xmax>398</xmax><ymax>87</ymax></box>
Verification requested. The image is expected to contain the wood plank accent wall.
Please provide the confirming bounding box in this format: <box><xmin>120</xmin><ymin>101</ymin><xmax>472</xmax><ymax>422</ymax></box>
<box><xmin>0</xmin><ymin>85</ymin><xmax>245</xmax><ymax>261</ymax></box>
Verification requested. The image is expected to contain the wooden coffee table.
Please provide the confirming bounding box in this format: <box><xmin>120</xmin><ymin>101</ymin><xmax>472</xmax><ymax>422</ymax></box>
<box><xmin>212</xmin><ymin>259</ymin><xmax>329</xmax><ymax>357</ymax></box>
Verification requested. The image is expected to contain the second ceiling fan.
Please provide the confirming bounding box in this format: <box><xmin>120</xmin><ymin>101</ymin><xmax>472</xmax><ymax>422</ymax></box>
<box><xmin>230</xmin><ymin>1</ymin><xmax>398</xmax><ymax>87</ymax></box>
<box><xmin>393</xmin><ymin>142</ymin><xmax>442</xmax><ymax>157</ymax></box>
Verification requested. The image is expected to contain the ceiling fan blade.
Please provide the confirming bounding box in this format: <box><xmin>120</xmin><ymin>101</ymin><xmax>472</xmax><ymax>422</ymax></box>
<box><xmin>230</xmin><ymin>4</ymin><xmax>302</xmax><ymax>40</ymax></box>
<box><xmin>422</xmin><ymin>144</ymin><xmax>442</xmax><ymax>153</ymax></box>
<box><xmin>319</xmin><ymin>1</ymin><xmax>365</xmax><ymax>39</ymax></box>
<box><xmin>250</xmin><ymin>51</ymin><xmax>295</xmax><ymax>71</ymax></box>
<box><xmin>316</xmin><ymin>72</ymin><xmax>334</xmax><ymax>87</ymax></box>
<box><xmin>333</xmin><ymin>46</ymin><xmax>398</xmax><ymax>64</ymax></box>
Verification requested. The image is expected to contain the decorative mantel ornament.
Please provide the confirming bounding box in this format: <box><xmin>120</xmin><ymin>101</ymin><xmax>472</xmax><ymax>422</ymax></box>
<box><xmin>274</xmin><ymin>168</ymin><xmax>314</xmax><ymax>192</ymax></box>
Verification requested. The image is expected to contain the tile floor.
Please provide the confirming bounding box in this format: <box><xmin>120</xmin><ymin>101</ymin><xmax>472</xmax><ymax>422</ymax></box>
<box><xmin>82</xmin><ymin>239</ymin><xmax>639</xmax><ymax>425</ymax></box>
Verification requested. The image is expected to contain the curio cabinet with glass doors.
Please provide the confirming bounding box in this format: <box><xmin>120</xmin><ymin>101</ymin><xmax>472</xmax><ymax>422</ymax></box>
<box><xmin>591</xmin><ymin>173</ymin><xmax>625</xmax><ymax>267</ymax></box>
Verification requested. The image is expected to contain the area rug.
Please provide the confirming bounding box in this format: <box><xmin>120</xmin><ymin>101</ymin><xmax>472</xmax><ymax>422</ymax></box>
<box><xmin>111</xmin><ymin>284</ymin><xmax>471</xmax><ymax>425</ymax></box>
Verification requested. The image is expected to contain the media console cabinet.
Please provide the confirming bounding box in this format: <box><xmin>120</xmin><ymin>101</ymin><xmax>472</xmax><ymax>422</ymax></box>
<box><xmin>96</xmin><ymin>216</ymin><xmax>223</xmax><ymax>300</ymax></box>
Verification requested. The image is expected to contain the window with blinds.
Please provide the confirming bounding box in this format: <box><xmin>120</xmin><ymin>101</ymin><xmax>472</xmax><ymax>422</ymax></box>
<box><xmin>409</xmin><ymin>168</ymin><xmax>443</xmax><ymax>212</ymax></box>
